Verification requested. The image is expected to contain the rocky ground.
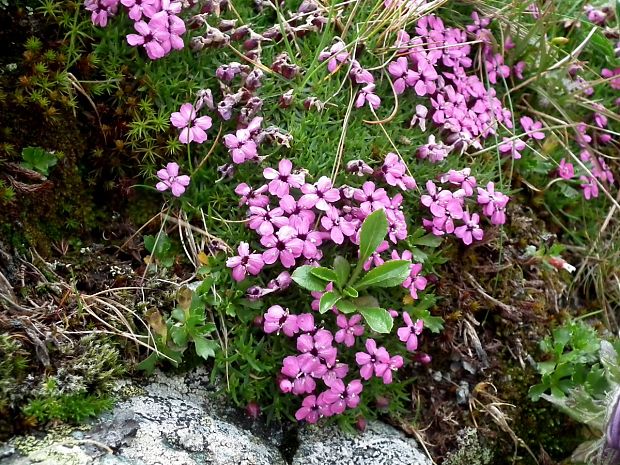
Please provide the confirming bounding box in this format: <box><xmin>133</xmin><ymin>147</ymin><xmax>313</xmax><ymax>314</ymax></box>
<box><xmin>0</xmin><ymin>369</ymin><xmax>442</xmax><ymax>465</ymax></box>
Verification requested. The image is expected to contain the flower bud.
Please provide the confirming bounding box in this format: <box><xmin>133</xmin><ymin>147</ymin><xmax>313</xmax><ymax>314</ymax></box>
<box><xmin>253</xmin><ymin>314</ymin><xmax>264</xmax><ymax>327</ymax></box>
<box><xmin>355</xmin><ymin>416</ymin><xmax>367</xmax><ymax>431</ymax></box>
<box><xmin>245</xmin><ymin>401</ymin><xmax>261</xmax><ymax>419</ymax></box>
<box><xmin>279</xmin><ymin>89</ymin><xmax>294</xmax><ymax>108</ymax></box>
<box><xmin>607</xmin><ymin>391</ymin><xmax>620</xmax><ymax>449</ymax></box>
<box><xmin>414</xmin><ymin>352</ymin><xmax>432</xmax><ymax>364</ymax></box>
<box><xmin>375</xmin><ymin>396</ymin><xmax>390</xmax><ymax>409</ymax></box>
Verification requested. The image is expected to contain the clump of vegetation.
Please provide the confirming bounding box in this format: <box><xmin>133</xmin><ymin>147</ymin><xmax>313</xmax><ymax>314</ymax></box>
<box><xmin>0</xmin><ymin>0</ymin><xmax>618</xmax><ymax>462</ymax></box>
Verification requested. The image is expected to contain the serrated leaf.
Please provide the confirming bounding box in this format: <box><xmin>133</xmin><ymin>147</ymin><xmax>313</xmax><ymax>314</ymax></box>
<box><xmin>359</xmin><ymin>307</ymin><xmax>393</xmax><ymax>334</ymax></box>
<box><xmin>193</xmin><ymin>336</ymin><xmax>219</xmax><ymax>360</ymax></box>
<box><xmin>358</xmin><ymin>209</ymin><xmax>389</xmax><ymax>264</ymax></box>
<box><xmin>319</xmin><ymin>291</ymin><xmax>341</xmax><ymax>314</ymax></box>
<box><xmin>292</xmin><ymin>266</ymin><xmax>327</xmax><ymax>291</ymax></box>
<box><xmin>310</xmin><ymin>267</ymin><xmax>339</xmax><ymax>283</ymax></box>
<box><xmin>335</xmin><ymin>299</ymin><xmax>357</xmax><ymax>314</ymax></box>
<box><xmin>333</xmin><ymin>256</ymin><xmax>350</xmax><ymax>288</ymax></box>
<box><xmin>354</xmin><ymin>260</ymin><xmax>410</xmax><ymax>290</ymax></box>
<box><xmin>170</xmin><ymin>325</ymin><xmax>189</xmax><ymax>347</ymax></box>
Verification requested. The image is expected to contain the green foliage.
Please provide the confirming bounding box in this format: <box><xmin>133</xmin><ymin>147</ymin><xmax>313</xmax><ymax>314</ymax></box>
<box><xmin>21</xmin><ymin>146</ymin><xmax>58</xmax><ymax>176</ymax></box>
<box><xmin>144</xmin><ymin>233</ymin><xmax>176</xmax><ymax>268</ymax></box>
<box><xmin>0</xmin><ymin>334</ymin><xmax>30</xmax><ymax>413</ymax></box>
<box><xmin>293</xmin><ymin>211</ymin><xmax>410</xmax><ymax>333</ymax></box>
<box><xmin>139</xmin><ymin>286</ymin><xmax>219</xmax><ymax>372</ymax></box>
<box><xmin>23</xmin><ymin>378</ymin><xmax>113</xmax><ymax>423</ymax></box>
<box><xmin>530</xmin><ymin>320</ymin><xmax>608</xmax><ymax>401</ymax></box>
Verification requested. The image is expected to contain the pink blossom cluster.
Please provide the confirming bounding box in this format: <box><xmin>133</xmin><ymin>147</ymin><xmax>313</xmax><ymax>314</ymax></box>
<box><xmin>222</xmin><ymin>156</ymin><xmax>437</xmax><ymax>422</ymax></box>
<box><xmin>259</xmin><ymin>304</ymin><xmax>424</xmax><ymax>423</ymax></box>
<box><xmin>83</xmin><ymin>0</ymin><xmax>186</xmax><ymax>60</ymax></box>
<box><xmin>317</xmin><ymin>37</ymin><xmax>381</xmax><ymax>110</ymax></box>
<box><xmin>583</xmin><ymin>4</ymin><xmax>615</xmax><ymax>26</ymax></box>
<box><xmin>384</xmin><ymin>13</ymin><xmax>514</xmax><ymax>158</ymax></box>
<box><xmin>421</xmin><ymin>168</ymin><xmax>509</xmax><ymax>244</ymax></box>
<box><xmin>226</xmin><ymin>155</ymin><xmax>420</xmax><ymax>290</ymax></box>
<box><xmin>570</xmin><ymin>122</ymin><xmax>615</xmax><ymax>200</ymax></box>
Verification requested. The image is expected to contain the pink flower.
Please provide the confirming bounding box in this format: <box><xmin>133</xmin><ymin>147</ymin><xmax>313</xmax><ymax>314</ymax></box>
<box><xmin>391</xmin><ymin>250</ymin><xmax>426</xmax><ymax>298</ymax></box>
<box><xmin>431</xmin><ymin>196</ymin><xmax>464</xmax><ymax>234</ymax></box>
<box><xmin>557</xmin><ymin>159</ymin><xmax>574</xmax><ymax>180</ymax></box>
<box><xmin>397</xmin><ymin>312</ymin><xmax>423</xmax><ymax>352</ymax></box>
<box><xmin>580</xmin><ymin>176</ymin><xmax>599</xmax><ymax>200</ymax></box>
<box><xmin>170</xmin><ymin>103</ymin><xmax>212</xmax><ymax>144</ymax></box>
<box><xmin>294</xmin><ymin>219</ymin><xmax>323</xmax><ymax>260</ymax></box>
<box><xmin>297</xmin><ymin>329</ymin><xmax>337</xmax><ymax>366</ymax></box>
<box><xmin>417</xmin><ymin>135</ymin><xmax>452</xmax><ymax>163</ymax></box>
<box><xmin>520</xmin><ymin>116</ymin><xmax>545</xmax><ymax>140</ymax></box>
<box><xmin>454</xmin><ymin>212</ymin><xmax>484</xmax><ymax>245</ymax></box>
<box><xmin>295</xmin><ymin>394</ymin><xmax>321</xmax><ymax>423</ymax></box>
<box><xmin>355</xmin><ymin>338</ymin><xmax>389</xmax><ymax>381</ymax></box>
<box><xmin>349</xmin><ymin>61</ymin><xmax>374</xmax><ymax>84</ymax></box>
<box><xmin>498</xmin><ymin>137</ymin><xmax>526</xmax><ymax>159</ymax></box>
<box><xmin>226</xmin><ymin>242</ymin><xmax>264</xmax><ymax>281</ymax></box>
<box><xmin>320</xmin><ymin>206</ymin><xmax>357</xmax><ymax>244</ymax></box>
<box><xmin>127</xmin><ymin>20</ymin><xmax>166</xmax><ymax>59</ymax></box>
<box><xmin>410</xmin><ymin>104</ymin><xmax>428</xmax><ymax>131</ymax></box>
<box><xmin>320</xmin><ymin>378</ymin><xmax>363</xmax><ymax>414</ymax></box>
<box><xmin>247</xmin><ymin>205</ymin><xmax>288</xmax><ymax>236</ymax></box>
<box><xmin>335</xmin><ymin>315</ymin><xmax>364</xmax><ymax>347</ymax></box>
<box><xmin>382</xmin><ymin>354</ymin><xmax>403</xmax><ymax>384</ymax></box>
<box><xmin>363</xmin><ymin>240</ymin><xmax>389</xmax><ymax>271</ymax></box>
<box><xmin>235</xmin><ymin>183</ymin><xmax>269</xmax><ymax>207</ymax></box>
<box><xmin>224</xmin><ymin>129</ymin><xmax>258</xmax><ymax>164</ymax></box>
<box><xmin>279</xmin><ymin>195</ymin><xmax>316</xmax><ymax>228</ymax></box>
<box><xmin>318</xmin><ymin>39</ymin><xmax>350</xmax><ymax>73</ymax></box>
<box><xmin>440</xmin><ymin>168</ymin><xmax>477</xmax><ymax>196</ymax></box>
<box><xmin>155</xmin><ymin>162</ymin><xmax>190</xmax><ymax>196</ymax></box>
<box><xmin>477</xmin><ymin>182</ymin><xmax>509</xmax><ymax>225</ymax></box>
<box><xmin>85</xmin><ymin>0</ymin><xmax>119</xmax><ymax>26</ymax></box>
<box><xmin>264</xmin><ymin>305</ymin><xmax>299</xmax><ymax>337</ymax></box>
<box><xmin>299</xmin><ymin>177</ymin><xmax>341</xmax><ymax>211</ymax></box>
<box><xmin>263</xmin><ymin>159</ymin><xmax>305</xmax><ymax>198</ymax></box>
<box><xmin>381</xmin><ymin>153</ymin><xmax>416</xmax><ymax>190</ymax></box>
<box><xmin>355</xmin><ymin>83</ymin><xmax>381</xmax><ymax>109</ymax></box>
<box><xmin>353</xmin><ymin>181</ymin><xmax>390</xmax><ymax>212</ymax></box>
<box><xmin>281</xmin><ymin>354</ymin><xmax>325</xmax><ymax>395</ymax></box>
<box><xmin>513</xmin><ymin>61</ymin><xmax>526</xmax><ymax>80</ymax></box>
<box><xmin>388</xmin><ymin>57</ymin><xmax>419</xmax><ymax>94</ymax></box>
<box><xmin>261</xmin><ymin>226</ymin><xmax>304</xmax><ymax>268</ymax></box>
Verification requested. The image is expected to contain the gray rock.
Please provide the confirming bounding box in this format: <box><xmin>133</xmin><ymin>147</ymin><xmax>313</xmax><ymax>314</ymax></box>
<box><xmin>4</xmin><ymin>370</ymin><xmax>286</xmax><ymax>465</ymax></box>
<box><xmin>293</xmin><ymin>420</ymin><xmax>432</xmax><ymax>465</ymax></box>
<box><xmin>3</xmin><ymin>370</ymin><xmax>432</xmax><ymax>465</ymax></box>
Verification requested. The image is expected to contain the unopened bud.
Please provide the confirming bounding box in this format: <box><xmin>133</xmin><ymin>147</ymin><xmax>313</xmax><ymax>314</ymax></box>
<box><xmin>246</xmin><ymin>401</ymin><xmax>261</xmax><ymax>419</ymax></box>
<box><xmin>355</xmin><ymin>416</ymin><xmax>367</xmax><ymax>431</ymax></box>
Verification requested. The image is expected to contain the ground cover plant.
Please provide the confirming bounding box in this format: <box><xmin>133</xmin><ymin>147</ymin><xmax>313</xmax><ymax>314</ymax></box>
<box><xmin>0</xmin><ymin>0</ymin><xmax>619</xmax><ymax>463</ymax></box>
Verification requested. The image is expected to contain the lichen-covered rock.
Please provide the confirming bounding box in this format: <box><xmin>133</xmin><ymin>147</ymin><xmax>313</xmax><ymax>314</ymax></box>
<box><xmin>293</xmin><ymin>421</ymin><xmax>432</xmax><ymax>465</ymax></box>
<box><xmin>3</xmin><ymin>371</ymin><xmax>432</xmax><ymax>465</ymax></box>
<box><xmin>3</xmin><ymin>370</ymin><xmax>286</xmax><ymax>465</ymax></box>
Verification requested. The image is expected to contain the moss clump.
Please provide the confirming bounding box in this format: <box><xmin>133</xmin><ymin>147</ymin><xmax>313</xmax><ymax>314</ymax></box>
<box><xmin>23</xmin><ymin>385</ymin><xmax>114</xmax><ymax>423</ymax></box>
<box><xmin>0</xmin><ymin>334</ymin><xmax>30</xmax><ymax>430</ymax></box>
<box><xmin>444</xmin><ymin>428</ymin><xmax>493</xmax><ymax>465</ymax></box>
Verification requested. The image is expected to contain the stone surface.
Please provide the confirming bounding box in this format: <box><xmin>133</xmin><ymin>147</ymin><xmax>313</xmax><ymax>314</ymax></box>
<box><xmin>293</xmin><ymin>420</ymin><xmax>432</xmax><ymax>465</ymax></box>
<box><xmin>2</xmin><ymin>370</ymin><xmax>431</xmax><ymax>465</ymax></box>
